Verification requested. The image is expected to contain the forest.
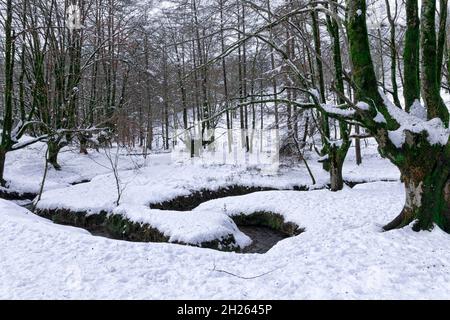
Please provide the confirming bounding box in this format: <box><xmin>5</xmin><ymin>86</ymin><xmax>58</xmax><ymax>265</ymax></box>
<box><xmin>0</xmin><ymin>0</ymin><xmax>449</xmax><ymax>300</ymax></box>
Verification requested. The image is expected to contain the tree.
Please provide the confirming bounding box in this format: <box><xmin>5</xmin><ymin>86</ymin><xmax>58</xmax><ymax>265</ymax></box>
<box><xmin>324</xmin><ymin>0</ymin><xmax>351</xmax><ymax>191</ymax></box>
<box><xmin>0</xmin><ymin>0</ymin><xmax>15</xmax><ymax>185</ymax></box>
<box><xmin>221</xmin><ymin>0</ymin><xmax>449</xmax><ymax>231</ymax></box>
<box><xmin>0</xmin><ymin>0</ymin><xmax>44</xmax><ymax>185</ymax></box>
<box><xmin>403</xmin><ymin>0</ymin><xmax>420</xmax><ymax>111</ymax></box>
<box><xmin>345</xmin><ymin>0</ymin><xmax>449</xmax><ymax>231</ymax></box>
<box><xmin>384</xmin><ymin>0</ymin><xmax>402</xmax><ymax>108</ymax></box>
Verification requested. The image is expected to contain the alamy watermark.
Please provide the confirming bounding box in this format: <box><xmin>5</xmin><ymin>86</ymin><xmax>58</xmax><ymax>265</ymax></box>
<box><xmin>171</xmin><ymin>125</ymin><xmax>280</xmax><ymax>174</ymax></box>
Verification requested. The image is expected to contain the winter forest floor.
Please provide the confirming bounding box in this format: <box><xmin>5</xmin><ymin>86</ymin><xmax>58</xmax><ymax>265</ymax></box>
<box><xmin>1</xmin><ymin>139</ymin><xmax>450</xmax><ymax>299</ymax></box>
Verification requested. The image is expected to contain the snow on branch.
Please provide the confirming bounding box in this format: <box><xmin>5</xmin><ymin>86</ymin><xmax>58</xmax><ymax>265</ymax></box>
<box><xmin>11</xmin><ymin>135</ymin><xmax>50</xmax><ymax>151</ymax></box>
<box><xmin>378</xmin><ymin>90</ymin><xmax>450</xmax><ymax>148</ymax></box>
<box><xmin>320</xmin><ymin>103</ymin><xmax>356</xmax><ymax>118</ymax></box>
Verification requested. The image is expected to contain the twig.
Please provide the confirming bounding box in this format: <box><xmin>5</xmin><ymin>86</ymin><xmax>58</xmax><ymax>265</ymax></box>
<box><xmin>211</xmin><ymin>261</ymin><xmax>281</xmax><ymax>280</ymax></box>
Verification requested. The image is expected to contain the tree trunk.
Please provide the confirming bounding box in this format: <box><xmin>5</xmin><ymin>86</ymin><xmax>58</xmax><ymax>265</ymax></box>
<box><xmin>2</xmin><ymin>0</ymin><xmax>14</xmax><ymax>145</ymax></box>
<box><xmin>447</xmin><ymin>41</ymin><xmax>450</xmax><ymax>90</ymax></box>
<box><xmin>385</xmin><ymin>0</ymin><xmax>402</xmax><ymax>108</ymax></box>
<box><xmin>355</xmin><ymin>125</ymin><xmax>362</xmax><ymax>165</ymax></box>
<box><xmin>384</xmin><ymin>155</ymin><xmax>450</xmax><ymax>231</ymax></box>
<box><xmin>0</xmin><ymin>149</ymin><xmax>7</xmax><ymax>186</ymax></box>
<box><xmin>311</xmin><ymin>8</ymin><xmax>330</xmax><ymax>171</ymax></box>
<box><xmin>329</xmin><ymin>153</ymin><xmax>344</xmax><ymax>191</ymax></box>
<box><xmin>437</xmin><ymin>0</ymin><xmax>448</xmax><ymax>87</ymax></box>
<box><xmin>403</xmin><ymin>0</ymin><xmax>420</xmax><ymax>110</ymax></box>
<box><xmin>325</xmin><ymin>0</ymin><xmax>351</xmax><ymax>189</ymax></box>
<box><xmin>421</xmin><ymin>0</ymin><xmax>449</xmax><ymax>123</ymax></box>
<box><xmin>48</xmin><ymin>141</ymin><xmax>62</xmax><ymax>170</ymax></box>
<box><xmin>267</xmin><ymin>0</ymin><xmax>279</xmax><ymax>130</ymax></box>
<box><xmin>0</xmin><ymin>0</ymin><xmax>14</xmax><ymax>187</ymax></box>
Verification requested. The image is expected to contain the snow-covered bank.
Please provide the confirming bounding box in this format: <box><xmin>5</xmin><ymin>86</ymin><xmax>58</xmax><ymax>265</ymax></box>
<box><xmin>2</xmin><ymin>181</ymin><xmax>450</xmax><ymax>299</ymax></box>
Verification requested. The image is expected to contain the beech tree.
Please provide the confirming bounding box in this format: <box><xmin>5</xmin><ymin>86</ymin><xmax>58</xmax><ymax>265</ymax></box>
<box><xmin>225</xmin><ymin>0</ymin><xmax>449</xmax><ymax>231</ymax></box>
<box><xmin>329</xmin><ymin>0</ymin><xmax>449</xmax><ymax>231</ymax></box>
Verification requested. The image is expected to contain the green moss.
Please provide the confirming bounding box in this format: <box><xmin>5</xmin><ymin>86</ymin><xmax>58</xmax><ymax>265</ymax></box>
<box><xmin>231</xmin><ymin>211</ymin><xmax>302</xmax><ymax>236</ymax></box>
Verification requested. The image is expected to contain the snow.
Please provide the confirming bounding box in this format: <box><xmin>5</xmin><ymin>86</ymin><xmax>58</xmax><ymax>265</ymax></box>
<box><xmin>321</xmin><ymin>104</ymin><xmax>356</xmax><ymax>118</ymax></box>
<box><xmin>1</xmin><ymin>0</ymin><xmax>449</xmax><ymax>300</ymax></box>
<box><xmin>3</xmin><ymin>180</ymin><xmax>450</xmax><ymax>299</ymax></box>
<box><xmin>35</xmin><ymin>141</ymin><xmax>399</xmax><ymax>214</ymax></box>
<box><xmin>373</xmin><ymin>111</ymin><xmax>387</xmax><ymax>124</ymax></box>
<box><xmin>112</xmin><ymin>205</ymin><xmax>251</xmax><ymax>248</ymax></box>
<box><xmin>1</xmin><ymin>140</ymin><xmax>144</xmax><ymax>195</ymax></box>
<box><xmin>379</xmin><ymin>89</ymin><xmax>450</xmax><ymax>148</ymax></box>
<box><xmin>34</xmin><ymin>154</ymin><xmax>326</xmax><ymax>213</ymax></box>
<box><xmin>11</xmin><ymin>135</ymin><xmax>449</xmax><ymax>299</ymax></box>
<box><xmin>356</xmin><ymin>101</ymin><xmax>370</xmax><ymax>111</ymax></box>
<box><xmin>409</xmin><ymin>99</ymin><xmax>427</xmax><ymax>120</ymax></box>
<box><xmin>20</xmin><ymin>141</ymin><xmax>397</xmax><ymax>250</ymax></box>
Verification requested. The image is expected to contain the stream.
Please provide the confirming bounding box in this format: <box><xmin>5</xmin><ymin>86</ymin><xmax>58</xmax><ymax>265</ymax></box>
<box><xmin>5</xmin><ymin>179</ymin><xmax>396</xmax><ymax>254</ymax></box>
<box><xmin>239</xmin><ymin>226</ymin><xmax>289</xmax><ymax>253</ymax></box>
<box><xmin>12</xmin><ymin>194</ymin><xmax>295</xmax><ymax>254</ymax></box>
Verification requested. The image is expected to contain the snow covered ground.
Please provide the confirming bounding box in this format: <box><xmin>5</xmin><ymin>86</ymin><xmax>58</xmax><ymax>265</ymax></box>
<box><xmin>4</xmin><ymin>139</ymin><xmax>449</xmax><ymax>299</ymax></box>
<box><xmin>3</xmin><ymin>181</ymin><xmax>450</xmax><ymax>299</ymax></box>
<box><xmin>22</xmin><ymin>140</ymin><xmax>399</xmax><ymax>249</ymax></box>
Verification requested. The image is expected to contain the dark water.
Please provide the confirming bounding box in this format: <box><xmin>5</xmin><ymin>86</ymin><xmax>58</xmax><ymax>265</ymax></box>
<box><xmin>238</xmin><ymin>225</ymin><xmax>288</xmax><ymax>254</ymax></box>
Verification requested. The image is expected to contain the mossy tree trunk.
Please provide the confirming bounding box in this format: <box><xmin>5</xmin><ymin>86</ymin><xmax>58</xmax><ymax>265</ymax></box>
<box><xmin>311</xmin><ymin>7</ymin><xmax>331</xmax><ymax>173</ymax></box>
<box><xmin>326</xmin><ymin>1</ymin><xmax>351</xmax><ymax>191</ymax></box>
<box><xmin>384</xmin><ymin>147</ymin><xmax>450</xmax><ymax>231</ymax></box>
<box><xmin>1</xmin><ymin>0</ymin><xmax>14</xmax><ymax>186</ymax></box>
<box><xmin>346</xmin><ymin>0</ymin><xmax>450</xmax><ymax>231</ymax></box>
<box><xmin>329</xmin><ymin>146</ymin><xmax>346</xmax><ymax>191</ymax></box>
<box><xmin>403</xmin><ymin>0</ymin><xmax>420</xmax><ymax>110</ymax></box>
<box><xmin>420</xmin><ymin>0</ymin><xmax>449</xmax><ymax>123</ymax></box>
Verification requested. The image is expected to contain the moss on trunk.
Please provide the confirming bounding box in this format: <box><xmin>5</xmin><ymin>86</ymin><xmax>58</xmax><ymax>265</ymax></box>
<box><xmin>403</xmin><ymin>0</ymin><xmax>421</xmax><ymax>110</ymax></box>
<box><xmin>383</xmin><ymin>133</ymin><xmax>450</xmax><ymax>231</ymax></box>
<box><xmin>346</xmin><ymin>0</ymin><xmax>450</xmax><ymax>232</ymax></box>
